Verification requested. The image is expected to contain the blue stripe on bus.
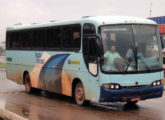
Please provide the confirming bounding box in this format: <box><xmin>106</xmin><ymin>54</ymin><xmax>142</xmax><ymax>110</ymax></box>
<box><xmin>39</xmin><ymin>54</ymin><xmax>70</xmax><ymax>92</ymax></box>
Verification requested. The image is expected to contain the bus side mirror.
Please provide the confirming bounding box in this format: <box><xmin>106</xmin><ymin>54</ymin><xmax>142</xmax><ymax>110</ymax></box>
<box><xmin>96</xmin><ymin>34</ymin><xmax>103</xmax><ymax>58</ymax></box>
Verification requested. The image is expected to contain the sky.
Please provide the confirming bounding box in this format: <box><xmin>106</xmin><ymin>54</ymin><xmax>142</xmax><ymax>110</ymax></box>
<box><xmin>0</xmin><ymin>0</ymin><xmax>165</xmax><ymax>44</ymax></box>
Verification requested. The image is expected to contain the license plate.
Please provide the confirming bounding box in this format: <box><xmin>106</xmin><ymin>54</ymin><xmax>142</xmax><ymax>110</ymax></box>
<box><xmin>131</xmin><ymin>97</ymin><xmax>141</xmax><ymax>102</ymax></box>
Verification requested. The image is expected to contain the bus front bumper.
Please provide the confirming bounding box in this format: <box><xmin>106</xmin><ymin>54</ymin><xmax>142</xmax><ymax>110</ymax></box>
<box><xmin>100</xmin><ymin>85</ymin><xmax>163</xmax><ymax>102</ymax></box>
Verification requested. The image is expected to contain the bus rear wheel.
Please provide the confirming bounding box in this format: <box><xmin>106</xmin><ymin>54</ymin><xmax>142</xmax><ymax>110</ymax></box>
<box><xmin>25</xmin><ymin>74</ymin><xmax>32</xmax><ymax>93</ymax></box>
<box><xmin>75</xmin><ymin>82</ymin><xmax>88</xmax><ymax>106</ymax></box>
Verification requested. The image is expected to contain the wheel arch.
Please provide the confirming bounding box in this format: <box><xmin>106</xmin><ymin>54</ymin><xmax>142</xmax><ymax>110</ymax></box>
<box><xmin>23</xmin><ymin>71</ymin><xmax>29</xmax><ymax>84</ymax></box>
<box><xmin>72</xmin><ymin>78</ymin><xmax>82</xmax><ymax>97</ymax></box>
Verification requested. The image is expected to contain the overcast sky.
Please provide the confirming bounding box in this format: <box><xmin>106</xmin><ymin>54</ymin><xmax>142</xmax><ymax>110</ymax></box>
<box><xmin>0</xmin><ymin>0</ymin><xmax>165</xmax><ymax>44</ymax></box>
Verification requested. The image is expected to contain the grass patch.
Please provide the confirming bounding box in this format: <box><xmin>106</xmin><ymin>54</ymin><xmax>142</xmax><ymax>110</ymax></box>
<box><xmin>0</xmin><ymin>62</ymin><xmax>5</xmax><ymax>68</ymax></box>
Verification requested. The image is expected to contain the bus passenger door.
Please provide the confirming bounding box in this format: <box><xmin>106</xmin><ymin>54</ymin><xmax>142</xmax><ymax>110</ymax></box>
<box><xmin>83</xmin><ymin>36</ymin><xmax>100</xmax><ymax>101</ymax></box>
<box><xmin>87</xmin><ymin>38</ymin><xmax>98</xmax><ymax>75</ymax></box>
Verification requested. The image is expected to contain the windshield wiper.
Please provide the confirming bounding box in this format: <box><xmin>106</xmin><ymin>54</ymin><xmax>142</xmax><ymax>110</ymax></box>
<box><xmin>124</xmin><ymin>58</ymin><xmax>132</xmax><ymax>72</ymax></box>
<box><xmin>125</xmin><ymin>45</ymin><xmax>138</xmax><ymax>72</ymax></box>
<box><xmin>138</xmin><ymin>57</ymin><xmax>151</xmax><ymax>71</ymax></box>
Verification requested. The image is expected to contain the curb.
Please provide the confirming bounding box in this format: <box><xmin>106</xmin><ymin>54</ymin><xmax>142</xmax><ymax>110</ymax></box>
<box><xmin>0</xmin><ymin>109</ymin><xmax>27</xmax><ymax>120</ymax></box>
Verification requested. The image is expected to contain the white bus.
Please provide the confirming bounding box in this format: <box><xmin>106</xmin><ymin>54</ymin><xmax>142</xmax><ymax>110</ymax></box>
<box><xmin>6</xmin><ymin>16</ymin><xmax>164</xmax><ymax>105</ymax></box>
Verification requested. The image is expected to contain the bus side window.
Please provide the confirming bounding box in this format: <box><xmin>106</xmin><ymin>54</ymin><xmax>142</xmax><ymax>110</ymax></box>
<box><xmin>12</xmin><ymin>32</ymin><xmax>22</xmax><ymax>49</ymax></box>
<box><xmin>22</xmin><ymin>31</ymin><xmax>33</xmax><ymax>49</ymax></box>
<box><xmin>6</xmin><ymin>32</ymin><xmax>10</xmax><ymax>49</ymax></box>
<box><xmin>72</xmin><ymin>25</ymin><xmax>81</xmax><ymax>49</ymax></box>
<box><xmin>32</xmin><ymin>29</ymin><xmax>46</xmax><ymax>50</ymax></box>
<box><xmin>47</xmin><ymin>28</ymin><xmax>54</xmax><ymax>48</ymax></box>
<box><xmin>33</xmin><ymin>30</ymin><xmax>40</xmax><ymax>49</ymax></box>
<box><xmin>53</xmin><ymin>28</ymin><xmax>61</xmax><ymax>48</ymax></box>
<box><xmin>88</xmin><ymin>38</ymin><xmax>97</xmax><ymax>62</ymax></box>
<box><xmin>62</xmin><ymin>27</ymin><xmax>72</xmax><ymax>48</ymax></box>
<box><xmin>73</xmin><ymin>32</ymin><xmax>80</xmax><ymax>47</ymax></box>
<box><xmin>62</xmin><ymin>24</ymin><xmax>81</xmax><ymax>51</ymax></box>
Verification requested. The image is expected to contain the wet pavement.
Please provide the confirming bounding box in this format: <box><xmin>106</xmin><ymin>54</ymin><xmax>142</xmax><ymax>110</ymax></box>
<box><xmin>0</xmin><ymin>70</ymin><xmax>165</xmax><ymax>120</ymax></box>
<box><xmin>0</xmin><ymin>70</ymin><xmax>24</xmax><ymax>92</ymax></box>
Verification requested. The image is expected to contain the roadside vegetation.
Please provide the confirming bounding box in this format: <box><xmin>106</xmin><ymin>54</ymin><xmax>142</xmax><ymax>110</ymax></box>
<box><xmin>0</xmin><ymin>45</ymin><xmax>5</xmax><ymax>69</ymax></box>
<box><xmin>0</xmin><ymin>62</ymin><xmax>5</xmax><ymax>68</ymax></box>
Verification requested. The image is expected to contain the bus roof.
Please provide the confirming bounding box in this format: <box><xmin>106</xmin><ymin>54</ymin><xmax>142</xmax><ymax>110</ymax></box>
<box><xmin>6</xmin><ymin>16</ymin><xmax>157</xmax><ymax>31</ymax></box>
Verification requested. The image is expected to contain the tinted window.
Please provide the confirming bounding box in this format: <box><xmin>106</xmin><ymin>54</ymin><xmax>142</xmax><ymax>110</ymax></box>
<box><xmin>6</xmin><ymin>32</ymin><xmax>10</xmax><ymax>49</ymax></box>
<box><xmin>72</xmin><ymin>25</ymin><xmax>81</xmax><ymax>49</ymax></box>
<box><xmin>22</xmin><ymin>31</ymin><xmax>33</xmax><ymax>49</ymax></box>
<box><xmin>62</xmin><ymin>26</ymin><xmax>72</xmax><ymax>48</ymax></box>
<box><xmin>62</xmin><ymin>24</ymin><xmax>81</xmax><ymax>50</ymax></box>
<box><xmin>46</xmin><ymin>27</ymin><xmax>62</xmax><ymax>49</ymax></box>
<box><xmin>6</xmin><ymin>24</ymin><xmax>81</xmax><ymax>51</ymax></box>
<box><xmin>83</xmin><ymin>23</ymin><xmax>97</xmax><ymax>70</ymax></box>
<box><xmin>88</xmin><ymin>38</ymin><xmax>97</xmax><ymax>62</ymax></box>
<box><xmin>83</xmin><ymin>23</ymin><xmax>96</xmax><ymax>57</ymax></box>
<box><xmin>83</xmin><ymin>24</ymin><xmax>96</xmax><ymax>35</ymax></box>
<box><xmin>11</xmin><ymin>32</ymin><xmax>22</xmax><ymax>49</ymax></box>
<box><xmin>33</xmin><ymin>30</ymin><xmax>46</xmax><ymax>49</ymax></box>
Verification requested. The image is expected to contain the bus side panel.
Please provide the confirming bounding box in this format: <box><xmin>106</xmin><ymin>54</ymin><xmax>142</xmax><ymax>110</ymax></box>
<box><xmin>36</xmin><ymin>52</ymin><xmax>101</xmax><ymax>101</ymax></box>
<box><xmin>75</xmin><ymin>71</ymin><xmax>100</xmax><ymax>102</ymax></box>
<box><xmin>6</xmin><ymin>51</ymin><xmax>100</xmax><ymax>102</ymax></box>
<box><xmin>6</xmin><ymin>63</ymin><xmax>23</xmax><ymax>84</ymax></box>
<box><xmin>6</xmin><ymin>51</ymin><xmax>33</xmax><ymax>84</ymax></box>
<box><xmin>30</xmin><ymin>52</ymin><xmax>51</xmax><ymax>89</ymax></box>
<box><xmin>30</xmin><ymin>66</ymin><xmax>42</xmax><ymax>88</ymax></box>
<box><xmin>61</xmin><ymin>53</ymin><xmax>100</xmax><ymax>101</ymax></box>
<box><xmin>38</xmin><ymin>53</ymin><xmax>70</xmax><ymax>93</ymax></box>
<box><xmin>61</xmin><ymin>53</ymin><xmax>81</xmax><ymax>96</ymax></box>
<box><xmin>60</xmin><ymin>53</ymin><xmax>89</xmax><ymax>97</ymax></box>
<box><xmin>61</xmin><ymin>70</ymin><xmax>74</xmax><ymax>96</ymax></box>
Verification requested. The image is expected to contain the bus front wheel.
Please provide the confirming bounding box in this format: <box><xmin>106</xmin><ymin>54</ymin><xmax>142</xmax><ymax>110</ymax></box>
<box><xmin>25</xmin><ymin>74</ymin><xmax>32</xmax><ymax>93</ymax></box>
<box><xmin>75</xmin><ymin>82</ymin><xmax>89</xmax><ymax>106</ymax></box>
<box><xmin>127</xmin><ymin>101</ymin><xmax>138</xmax><ymax>105</ymax></box>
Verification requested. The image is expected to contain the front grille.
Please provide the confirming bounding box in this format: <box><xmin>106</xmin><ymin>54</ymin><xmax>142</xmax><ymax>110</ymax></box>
<box><xmin>122</xmin><ymin>91</ymin><xmax>151</xmax><ymax>97</ymax></box>
<box><xmin>122</xmin><ymin>89</ymin><xmax>162</xmax><ymax>98</ymax></box>
<box><xmin>122</xmin><ymin>85</ymin><xmax>149</xmax><ymax>89</ymax></box>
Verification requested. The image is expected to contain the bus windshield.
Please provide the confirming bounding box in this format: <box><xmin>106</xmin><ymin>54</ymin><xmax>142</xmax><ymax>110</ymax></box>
<box><xmin>101</xmin><ymin>25</ymin><xmax>163</xmax><ymax>73</ymax></box>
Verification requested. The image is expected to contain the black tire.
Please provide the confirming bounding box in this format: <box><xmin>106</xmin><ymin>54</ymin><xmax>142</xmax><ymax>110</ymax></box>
<box><xmin>127</xmin><ymin>101</ymin><xmax>138</xmax><ymax>105</ymax></box>
<box><xmin>33</xmin><ymin>88</ymin><xmax>41</xmax><ymax>94</ymax></box>
<box><xmin>74</xmin><ymin>82</ymin><xmax>89</xmax><ymax>106</ymax></box>
<box><xmin>24</xmin><ymin>73</ymin><xmax>33</xmax><ymax>93</ymax></box>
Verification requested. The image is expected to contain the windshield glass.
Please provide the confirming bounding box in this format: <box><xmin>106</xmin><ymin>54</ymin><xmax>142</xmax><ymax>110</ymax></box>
<box><xmin>101</xmin><ymin>25</ymin><xmax>163</xmax><ymax>73</ymax></box>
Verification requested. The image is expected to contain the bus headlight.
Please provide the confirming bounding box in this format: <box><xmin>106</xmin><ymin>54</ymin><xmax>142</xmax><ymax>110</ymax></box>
<box><xmin>156</xmin><ymin>81</ymin><xmax>161</xmax><ymax>86</ymax></box>
<box><xmin>102</xmin><ymin>83</ymin><xmax>121</xmax><ymax>90</ymax></box>
<box><xmin>110</xmin><ymin>84</ymin><xmax>115</xmax><ymax>89</ymax></box>
<box><xmin>115</xmin><ymin>84</ymin><xmax>120</xmax><ymax>89</ymax></box>
<box><xmin>152</xmin><ymin>81</ymin><xmax>157</xmax><ymax>86</ymax></box>
<box><xmin>152</xmin><ymin>80</ymin><xmax>161</xmax><ymax>86</ymax></box>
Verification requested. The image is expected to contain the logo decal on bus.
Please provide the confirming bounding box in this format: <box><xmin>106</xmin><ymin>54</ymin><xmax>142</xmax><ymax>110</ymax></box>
<box><xmin>35</xmin><ymin>53</ymin><xmax>41</xmax><ymax>58</ymax></box>
<box><xmin>68</xmin><ymin>59</ymin><xmax>80</xmax><ymax>65</ymax></box>
<box><xmin>35</xmin><ymin>53</ymin><xmax>44</xmax><ymax>64</ymax></box>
